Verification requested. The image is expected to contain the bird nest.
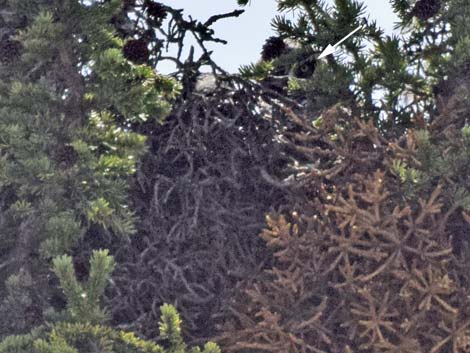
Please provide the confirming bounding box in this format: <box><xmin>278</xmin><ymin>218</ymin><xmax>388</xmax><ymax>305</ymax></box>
<box><xmin>104</xmin><ymin>75</ymin><xmax>300</xmax><ymax>343</ymax></box>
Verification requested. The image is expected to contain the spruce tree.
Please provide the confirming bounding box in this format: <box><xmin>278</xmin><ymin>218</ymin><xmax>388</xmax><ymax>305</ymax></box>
<box><xmin>238</xmin><ymin>0</ymin><xmax>460</xmax><ymax>136</ymax></box>
<box><xmin>0</xmin><ymin>250</ymin><xmax>221</xmax><ymax>353</ymax></box>
<box><xmin>235</xmin><ymin>0</ymin><xmax>470</xmax><ymax>214</ymax></box>
<box><xmin>0</xmin><ymin>0</ymin><xmax>177</xmax><ymax>337</ymax></box>
<box><xmin>215</xmin><ymin>0</ymin><xmax>470</xmax><ymax>352</ymax></box>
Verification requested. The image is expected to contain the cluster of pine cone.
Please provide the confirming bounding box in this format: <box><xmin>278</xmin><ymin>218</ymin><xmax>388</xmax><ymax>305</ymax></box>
<box><xmin>121</xmin><ymin>0</ymin><xmax>167</xmax><ymax>64</ymax></box>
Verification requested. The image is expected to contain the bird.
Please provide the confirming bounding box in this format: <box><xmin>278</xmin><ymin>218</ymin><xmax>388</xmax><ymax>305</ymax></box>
<box><xmin>261</xmin><ymin>36</ymin><xmax>317</xmax><ymax>79</ymax></box>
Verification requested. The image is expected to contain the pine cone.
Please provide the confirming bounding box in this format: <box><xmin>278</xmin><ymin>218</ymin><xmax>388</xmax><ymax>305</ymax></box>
<box><xmin>55</xmin><ymin>144</ymin><xmax>78</xmax><ymax>168</ymax></box>
<box><xmin>433</xmin><ymin>78</ymin><xmax>454</xmax><ymax>98</ymax></box>
<box><xmin>122</xmin><ymin>0</ymin><xmax>136</xmax><ymax>10</ymax></box>
<box><xmin>411</xmin><ymin>0</ymin><xmax>441</xmax><ymax>21</ymax></box>
<box><xmin>0</xmin><ymin>39</ymin><xmax>22</xmax><ymax>64</ymax></box>
<box><xmin>24</xmin><ymin>303</ymin><xmax>43</xmax><ymax>326</ymax></box>
<box><xmin>261</xmin><ymin>36</ymin><xmax>288</xmax><ymax>61</ymax></box>
<box><xmin>145</xmin><ymin>0</ymin><xmax>167</xmax><ymax>22</ymax></box>
<box><xmin>49</xmin><ymin>292</ymin><xmax>67</xmax><ymax>310</ymax></box>
<box><xmin>123</xmin><ymin>38</ymin><xmax>150</xmax><ymax>64</ymax></box>
<box><xmin>73</xmin><ymin>256</ymin><xmax>89</xmax><ymax>281</ymax></box>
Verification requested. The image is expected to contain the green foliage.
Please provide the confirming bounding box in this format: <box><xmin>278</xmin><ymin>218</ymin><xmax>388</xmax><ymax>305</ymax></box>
<box><xmin>239</xmin><ymin>60</ymin><xmax>274</xmax><ymax>79</ymax></box>
<box><xmin>242</xmin><ymin>0</ymin><xmax>468</xmax><ymax>136</ymax></box>
<box><xmin>0</xmin><ymin>0</ymin><xmax>177</xmax><ymax>337</ymax></box>
<box><xmin>0</xmin><ymin>270</ymin><xmax>37</xmax><ymax>336</ymax></box>
<box><xmin>89</xmin><ymin>48</ymin><xmax>177</xmax><ymax>123</ymax></box>
<box><xmin>391</xmin><ymin>158</ymin><xmax>421</xmax><ymax>184</ymax></box>
<box><xmin>449</xmin><ymin>0</ymin><xmax>470</xmax><ymax>42</ymax></box>
<box><xmin>0</xmin><ymin>251</ymin><xmax>221</xmax><ymax>353</ymax></box>
<box><xmin>412</xmin><ymin>127</ymin><xmax>470</xmax><ymax>213</ymax></box>
<box><xmin>0</xmin><ymin>330</ymin><xmax>41</xmax><ymax>353</ymax></box>
<box><xmin>158</xmin><ymin>304</ymin><xmax>185</xmax><ymax>353</ymax></box>
<box><xmin>52</xmin><ymin>250</ymin><xmax>115</xmax><ymax>324</ymax></box>
<box><xmin>40</xmin><ymin>212</ymin><xmax>82</xmax><ymax>258</ymax></box>
<box><xmin>30</xmin><ymin>316</ymin><xmax>220</xmax><ymax>353</ymax></box>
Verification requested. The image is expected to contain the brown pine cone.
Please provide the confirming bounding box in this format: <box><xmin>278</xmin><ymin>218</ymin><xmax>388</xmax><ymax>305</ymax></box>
<box><xmin>411</xmin><ymin>0</ymin><xmax>441</xmax><ymax>21</ymax></box>
<box><xmin>0</xmin><ymin>39</ymin><xmax>22</xmax><ymax>64</ymax></box>
<box><xmin>261</xmin><ymin>36</ymin><xmax>288</xmax><ymax>61</ymax></box>
<box><xmin>123</xmin><ymin>38</ymin><xmax>150</xmax><ymax>64</ymax></box>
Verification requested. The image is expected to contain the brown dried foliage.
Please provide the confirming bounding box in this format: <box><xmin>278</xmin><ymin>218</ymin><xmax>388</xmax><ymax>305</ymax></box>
<box><xmin>215</xmin><ymin>107</ymin><xmax>470</xmax><ymax>353</ymax></box>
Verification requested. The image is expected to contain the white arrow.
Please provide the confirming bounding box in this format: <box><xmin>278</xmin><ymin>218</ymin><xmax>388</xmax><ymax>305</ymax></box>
<box><xmin>318</xmin><ymin>24</ymin><xmax>364</xmax><ymax>60</ymax></box>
